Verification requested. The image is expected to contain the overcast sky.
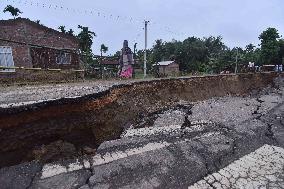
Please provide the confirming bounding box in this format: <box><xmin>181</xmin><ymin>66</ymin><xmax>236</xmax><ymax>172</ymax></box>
<box><xmin>0</xmin><ymin>0</ymin><xmax>283</xmax><ymax>55</ymax></box>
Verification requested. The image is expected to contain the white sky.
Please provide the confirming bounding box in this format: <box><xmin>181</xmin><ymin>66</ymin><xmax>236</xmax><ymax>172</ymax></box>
<box><xmin>1</xmin><ymin>0</ymin><xmax>283</xmax><ymax>55</ymax></box>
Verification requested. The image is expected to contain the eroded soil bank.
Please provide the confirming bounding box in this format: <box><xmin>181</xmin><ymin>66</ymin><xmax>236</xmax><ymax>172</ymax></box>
<box><xmin>0</xmin><ymin>73</ymin><xmax>280</xmax><ymax>167</ymax></box>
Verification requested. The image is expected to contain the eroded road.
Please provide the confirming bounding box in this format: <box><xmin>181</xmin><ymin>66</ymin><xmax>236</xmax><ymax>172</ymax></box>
<box><xmin>0</xmin><ymin>80</ymin><xmax>133</xmax><ymax>108</ymax></box>
<box><xmin>1</xmin><ymin>76</ymin><xmax>284</xmax><ymax>188</ymax></box>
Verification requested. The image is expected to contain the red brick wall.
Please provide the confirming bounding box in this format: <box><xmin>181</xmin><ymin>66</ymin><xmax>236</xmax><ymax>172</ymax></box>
<box><xmin>0</xmin><ymin>18</ymin><xmax>79</xmax><ymax>69</ymax></box>
<box><xmin>30</xmin><ymin>47</ymin><xmax>80</xmax><ymax>69</ymax></box>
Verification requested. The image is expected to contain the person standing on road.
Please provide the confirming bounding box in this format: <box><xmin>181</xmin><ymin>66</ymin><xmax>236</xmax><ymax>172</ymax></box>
<box><xmin>118</xmin><ymin>40</ymin><xmax>134</xmax><ymax>78</ymax></box>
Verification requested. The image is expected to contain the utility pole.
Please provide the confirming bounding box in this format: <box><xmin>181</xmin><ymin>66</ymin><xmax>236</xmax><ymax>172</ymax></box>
<box><xmin>133</xmin><ymin>43</ymin><xmax>137</xmax><ymax>79</ymax></box>
<box><xmin>235</xmin><ymin>48</ymin><xmax>239</xmax><ymax>74</ymax></box>
<box><xmin>144</xmin><ymin>20</ymin><xmax>149</xmax><ymax>78</ymax></box>
<box><xmin>134</xmin><ymin>43</ymin><xmax>137</xmax><ymax>59</ymax></box>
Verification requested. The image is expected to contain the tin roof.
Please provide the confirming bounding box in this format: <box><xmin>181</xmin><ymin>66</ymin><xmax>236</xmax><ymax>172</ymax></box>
<box><xmin>157</xmin><ymin>61</ymin><xmax>175</xmax><ymax>66</ymax></box>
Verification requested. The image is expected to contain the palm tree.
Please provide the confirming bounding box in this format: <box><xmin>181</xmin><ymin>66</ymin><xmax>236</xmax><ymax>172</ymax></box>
<box><xmin>58</xmin><ymin>26</ymin><xmax>66</xmax><ymax>33</ymax></box>
<box><xmin>77</xmin><ymin>25</ymin><xmax>96</xmax><ymax>53</ymax></box>
<box><xmin>67</xmin><ymin>29</ymin><xmax>74</xmax><ymax>36</ymax></box>
<box><xmin>100</xmin><ymin>44</ymin><xmax>108</xmax><ymax>57</ymax></box>
<box><xmin>3</xmin><ymin>5</ymin><xmax>22</xmax><ymax>19</ymax></box>
<box><xmin>100</xmin><ymin>44</ymin><xmax>108</xmax><ymax>78</ymax></box>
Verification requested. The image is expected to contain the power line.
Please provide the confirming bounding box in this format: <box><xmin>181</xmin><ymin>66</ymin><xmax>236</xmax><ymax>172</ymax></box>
<box><xmin>4</xmin><ymin>0</ymin><xmax>143</xmax><ymax>24</ymax></box>
<box><xmin>4</xmin><ymin>0</ymin><xmax>188</xmax><ymax>39</ymax></box>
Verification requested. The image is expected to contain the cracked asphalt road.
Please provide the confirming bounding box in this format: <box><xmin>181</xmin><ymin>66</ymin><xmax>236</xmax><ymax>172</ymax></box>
<box><xmin>1</xmin><ymin>76</ymin><xmax>284</xmax><ymax>189</ymax></box>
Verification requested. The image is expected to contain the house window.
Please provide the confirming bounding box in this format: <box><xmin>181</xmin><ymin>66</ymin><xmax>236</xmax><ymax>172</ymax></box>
<box><xmin>56</xmin><ymin>52</ymin><xmax>71</xmax><ymax>65</ymax></box>
<box><xmin>0</xmin><ymin>46</ymin><xmax>15</xmax><ymax>72</ymax></box>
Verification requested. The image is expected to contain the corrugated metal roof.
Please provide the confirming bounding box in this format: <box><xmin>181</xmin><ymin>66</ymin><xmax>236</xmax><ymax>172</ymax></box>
<box><xmin>157</xmin><ymin>61</ymin><xmax>175</xmax><ymax>66</ymax></box>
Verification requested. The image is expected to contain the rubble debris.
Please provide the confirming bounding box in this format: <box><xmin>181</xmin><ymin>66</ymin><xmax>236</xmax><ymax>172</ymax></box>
<box><xmin>30</xmin><ymin>140</ymin><xmax>77</xmax><ymax>163</ymax></box>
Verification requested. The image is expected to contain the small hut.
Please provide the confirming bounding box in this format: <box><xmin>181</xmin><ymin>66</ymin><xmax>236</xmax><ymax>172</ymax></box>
<box><xmin>155</xmin><ymin>61</ymin><xmax>179</xmax><ymax>76</ymax></box>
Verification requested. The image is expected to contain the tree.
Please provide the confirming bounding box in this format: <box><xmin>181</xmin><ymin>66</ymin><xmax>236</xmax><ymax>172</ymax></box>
<box><xmin>150</xmin><ymin>39</ymin><xmax>165</xmax><ymax>63</ymax></box>
<box><xmin>278</xmin><ymin>39</ymin><xmax>284</xmax><ymax>64</ymax></box>
<box><xmin>114</xmin><ymin>51</ymin><xmax>121</xmax><ymax>58</ymax></box>
<box><xmin>58</xmin><ymin>26</ymin><xmax>66</xmax><ymax>33</ymax></box>
<box><xmin>245</xmin><ymin>44</ymin><xmax>255</xmax><ymax>52</ymax></box>
<box><xmin>142</xmin><ymin>36</ymin><xmax>234</xmax><ymax>74</ymax></box>
<box><xmin>137</xmin><ymin>30</ymin><xmax>284</xmax><ymax>74</ymax></box>
<box><xmin>67</xmin><ymin>29</ymin><xmax>74</xmax><ymax>36</ymax></box>
<box><xmin>100</xmin><ymin>44</ymin><xmax>108</xmax><ymax>56</ymax></box>
<box><xmin>178</xmin><ymin>37</ymin><xmax>208</xmax><ymax>72</ymax></box>
<box><xmin>203</xmin><ymin>36</ymin><xmax>226</xmax><ymax>72</ymax></box>
<box><xmin>58</xmin><ymin>26</ymin><xmax>74</xmax><ymax>36</ymax></box>
<box><xmin>204</xmin><ymin>36</ymin><xmax>225</xmax><ymax>58</ymax></box>
<box><xmin>76</xmin><ymin>25</ymin><xmax>96</xmax><ymax>70</ymax></box>
<box><xmin>77</xmin><ymin>25</ymin><xmax>96</xmax><ymax>53</ymax></box>
<box><xmin>244</xmin><ymin>44</ymin><xmax>257</xmax><ymax>63</ymax></box>
<box><xmin>3</xmin><ymin>5</ymin><xmax>22</xmax><ymax>18</ymax></box>
<box><xmin>259</xmin><ymin>28</ymin><xmax>280</xmax><ymax>65</ymax></box>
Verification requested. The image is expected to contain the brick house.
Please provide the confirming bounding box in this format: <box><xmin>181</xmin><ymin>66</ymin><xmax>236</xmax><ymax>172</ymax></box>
<box><xmin>101</xmin><ymin>59</ymin><xmax>119</xmax><ymax>68</ymax></box>
<box><xmin>155</xmin><ymin>61</ymin><xmax>179</xmax><ymax>76</ymax></box>
<box><xmin>0</xmin><ymin>18</ymin><xmax>80</xmax><ymax>72</ymax></box>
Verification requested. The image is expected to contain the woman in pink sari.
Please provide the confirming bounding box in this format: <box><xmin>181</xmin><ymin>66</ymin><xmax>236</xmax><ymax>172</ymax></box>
<box><xmin>118</xmin><ymin>40</ymin><xmax>134</xmax><ymax>78</ymax></box>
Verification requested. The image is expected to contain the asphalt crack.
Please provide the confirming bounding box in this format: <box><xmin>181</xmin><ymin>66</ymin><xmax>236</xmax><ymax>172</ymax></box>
<box><xmin>26</xmin><ymin>163</ymin><xmax>44</xmax><ymax>189</ymax></box>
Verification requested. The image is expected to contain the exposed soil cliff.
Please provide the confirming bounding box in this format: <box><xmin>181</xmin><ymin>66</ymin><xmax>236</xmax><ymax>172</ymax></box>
<box><xmin>0</xmin><ymin>73</ymin><xmax>279</xmax><ymax>167</ymax></box>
